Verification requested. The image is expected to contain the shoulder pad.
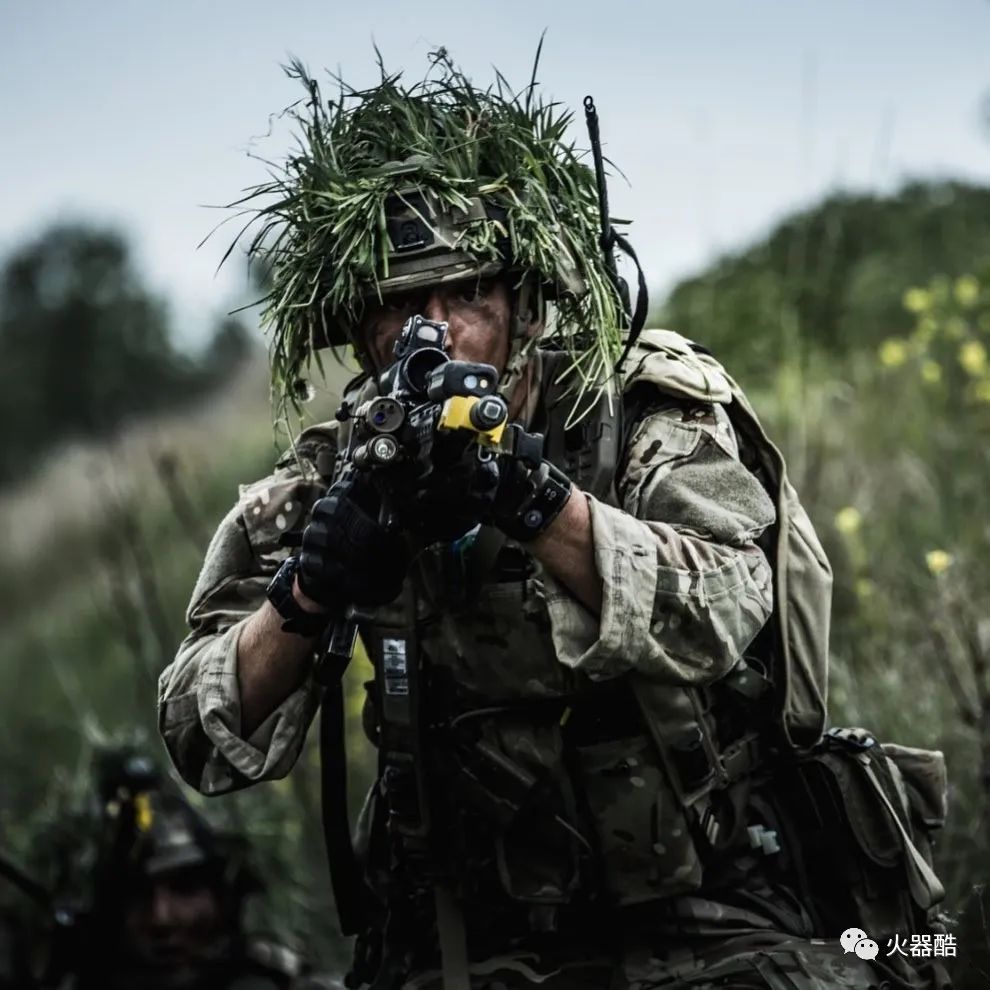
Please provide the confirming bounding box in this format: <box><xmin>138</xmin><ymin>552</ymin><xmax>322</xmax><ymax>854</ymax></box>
<box><xmin>275</xmin><ymin>423</ymin><xmax>338</xmax><ymax>477</ymax></box>
<box><xmin>275</xmin><ymin>374</ymin><xmax>377</xmax><ymax>477</ymax></box>
<box><xmin>622</xmin><ymin>329</ymin><xmax>734</xmax><ymax>405</ymax></box>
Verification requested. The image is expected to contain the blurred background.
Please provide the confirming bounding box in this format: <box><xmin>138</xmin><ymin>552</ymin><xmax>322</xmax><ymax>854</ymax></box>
<box><xmin>1</xmin><ymin>0</ymin><xmax>989</xmax><ymax>980</ymax></box>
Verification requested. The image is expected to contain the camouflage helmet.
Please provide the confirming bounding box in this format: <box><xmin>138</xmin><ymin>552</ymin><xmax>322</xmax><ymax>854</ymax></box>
<box><xmin>232</xmin><ymin>48</ymin><xmax>627</xmax><ymax>417</ymax></box>
<box><xmin>367</xmin><ymin>185</ymin><xmax>583</xmax><ymax>309</ymax></box>
<box><xmin>92</xmin><ymin>750</ymin><xmax>244</xmax><ymax>889</ymax></box>
<box><xmin>376</xmin><ymin>187</ymin><xmax>500</xmax><ymax>297</ymax></box>
<box><xmin>126</xmin><ymin>790</ymin><xmax>219</xmax><ymax>878</ymax></box>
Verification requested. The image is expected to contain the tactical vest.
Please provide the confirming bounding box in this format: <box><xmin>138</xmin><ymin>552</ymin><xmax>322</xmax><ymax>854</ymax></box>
<box><xmin>304</xmin><ymin>335</ymin><xmax>947</xmax><ymax>987</ymax></box>
<box><xmin>317</xmin><ymin>331</ymin><xmax>834</xmax><ymax>924</ymax></box>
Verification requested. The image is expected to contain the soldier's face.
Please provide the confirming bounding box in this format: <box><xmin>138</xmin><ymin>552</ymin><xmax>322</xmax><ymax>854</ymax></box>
<box><xmin>361</xmin><ymin>277</ymin><xmax>512</xmax><ymax>372</ymax></box>
<box><xmin>124</xmin><ymin>869</ymin><xmax>225</xmax><ymax>967</ymax></box>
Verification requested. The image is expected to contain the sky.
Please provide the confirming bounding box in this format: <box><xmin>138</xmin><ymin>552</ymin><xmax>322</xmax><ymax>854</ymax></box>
<box><xmin>2</xmin><ymin>0</ymin><xmax>988</xmax><ymax>348</ymax></box>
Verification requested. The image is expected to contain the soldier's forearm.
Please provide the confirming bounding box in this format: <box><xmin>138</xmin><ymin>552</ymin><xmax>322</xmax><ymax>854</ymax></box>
<box><xmin>529</xmin><ymin>487</ymin><xmax>603</xmax><ymax>616</ymax></box>
<box><xmin>236</xmin><ymin>578</ymin><xmax>324</xmax><ymax>737</ymax></box>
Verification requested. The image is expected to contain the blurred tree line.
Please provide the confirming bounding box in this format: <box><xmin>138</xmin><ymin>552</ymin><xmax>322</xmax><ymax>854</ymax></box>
<box><xmin>2</xmin><ymin>180</ymin><xmax>990</xmax><ymax>980</ymax></box>
<box><xmin>0</xmin><ymin>222</ymin><xmax>254</xmax><ymax>484</ymax></box>
<box><xmin>665</xmin><ymin>181</ymin><xmax>990</xmax><ymax>386</ymax></box>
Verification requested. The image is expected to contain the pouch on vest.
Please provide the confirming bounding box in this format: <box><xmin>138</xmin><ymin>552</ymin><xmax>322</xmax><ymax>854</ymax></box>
<box><xmin>574</xmin><ymin>731</ymin><xmax>703</xmax><ymax>904</ymax></box>
<box><xmin>571</xmin><ymin>675</ymin><xmax>739</xmax><ymax>906</ymax></box>
<box><xmin>771</xmin><ymin>727</ymin><xmax>947</xmax><ymax>939</ymax></box>
<box><xmin>453</xmin><ymin>715</ymin><xmax>587</xmax><ymax>905</ymax></box>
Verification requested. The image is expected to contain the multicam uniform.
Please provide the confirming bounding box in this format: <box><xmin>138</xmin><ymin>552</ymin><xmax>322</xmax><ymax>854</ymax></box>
<box><xmin>160</xmin><ymin>335</ymin><xmax>946</xmax><ymax>990</ymax></box>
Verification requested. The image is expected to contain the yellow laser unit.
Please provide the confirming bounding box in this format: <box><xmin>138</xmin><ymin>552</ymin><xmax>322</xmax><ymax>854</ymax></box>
<box><xmin>438</xmin><ymin>394</ymin><xmax>507</xmax><ymax>445</ymax></box>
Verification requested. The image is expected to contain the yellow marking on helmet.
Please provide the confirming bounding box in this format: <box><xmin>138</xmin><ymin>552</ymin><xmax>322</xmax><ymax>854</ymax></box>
<box><xmin>134</xmin><ymin>793</ymin><xmax>154</xmax><ymax>832</ymax></box>
<box><xmin>438</xmin><ymin>395</ymin><xmax>506</xmax><ymax>445</ymax></box>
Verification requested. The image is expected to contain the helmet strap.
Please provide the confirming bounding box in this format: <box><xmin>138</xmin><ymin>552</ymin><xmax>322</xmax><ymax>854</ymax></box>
<box><xmin>499</xmin><ymin>274</ymin><xmax>544</xmax><ymax>402</ymax></box>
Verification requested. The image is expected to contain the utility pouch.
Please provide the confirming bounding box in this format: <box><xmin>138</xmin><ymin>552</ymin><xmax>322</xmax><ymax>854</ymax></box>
<box><xmin>568</xmin><ymin>676</ymin><xmax>720</xmax><ymax>906</ymax></box>
<box><xmin>772</xmin><ymin>727</ymin><xmax>947</xmax><ymax>938</ymax></box>
<box><xmin>883</xmin><ymin>743</ymin><xmax>949</xmax><ymax>837</ymax></box>
<box><xmin>575</xmin><ymin>732</ymin><xmax>703</xmax><ymax>905</ymax></box>
<box><xmin>447</xmin><ymin>716</ymin><xmax>585</xmax><ymax>905</ymax></box>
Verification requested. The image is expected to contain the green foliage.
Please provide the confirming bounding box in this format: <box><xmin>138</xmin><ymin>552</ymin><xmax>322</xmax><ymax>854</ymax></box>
<box><xmin>661</xmin><ymin>181</ymin><xmax>990</xmax><ymax>389</ymax></box>
<box><xmin>228</xmin><ymin>45</ymin><xmax>624</xmax><ymax>422</ymax></box>
<box><xmin>0</xmin><ymin>361</ymin><xmax>365</xmax><ymax>962</ymax></box>
<box><xmin>0</xmin><ymin>222</ymin><xmax>255</xmax><ymax>485</ymax></box>
<box><xmin>665</xmin><ymin>183</ymin><xmax>990</xmax><ymax>961</ymax></box>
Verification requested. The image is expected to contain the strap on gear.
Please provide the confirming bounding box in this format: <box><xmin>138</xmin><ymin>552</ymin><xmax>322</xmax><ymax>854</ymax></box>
<box><xmin>434</xmin><ymin>885</ymin><xmax>470</xmax><ymax>990</ymax></box>
<box><xmin>497</xmin><ymin>276</ymin><xmax>541</xmax><ymax>402</ymax></box>
<box><xmin>583</xmin><ymin>94</ymin><xmax>649</xmax><ymax>375</ymax></box>
<box><xmin>612</xmin><ymin>231</ymin><xmax>649</xmax><ymax>372</ymax></box>
<box><xmin>538</xmin><ymin>349</ymin><xmax>621</xmax><ymax>502</ymax></box>
<box><xmin>629</xmin><ymin>674</ymin><xmax>767</xmax><ymax>853</ymax></box>
<box><xmin>366</xmin><ymin>588</ymin><xmax>475</xmax><ymax>990</ymax></box>
<box><xmin>317</xmin><ymin>639</ymin><xmax>373</xmax><ymax>937</ymax></box>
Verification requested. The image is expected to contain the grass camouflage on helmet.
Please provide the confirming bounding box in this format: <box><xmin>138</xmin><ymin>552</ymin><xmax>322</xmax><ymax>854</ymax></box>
<box><xmin>225</xmin><ymin>43</ymin><xmax>628</xmax><ymax>422</ymax></box>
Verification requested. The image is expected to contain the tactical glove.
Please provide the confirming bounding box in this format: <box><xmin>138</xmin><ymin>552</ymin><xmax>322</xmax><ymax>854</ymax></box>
<box><xmin>297</xmin><ymin>471</ymin><xmax>408</xmax><ymax>609</ymax></box>
<box><xmin>400</xmin><ymin>424</ymin><xmax>572</xmax><ymax>544</ymax></box>
<box><xmin>489</xmin><ymin>443</ymin><xmax>573</xmax><ymax>543</ymax></box>
<box><xmin>398</xmin><ymin>431</ymin><xmax>500</xmax><ymax>544</ymax></box>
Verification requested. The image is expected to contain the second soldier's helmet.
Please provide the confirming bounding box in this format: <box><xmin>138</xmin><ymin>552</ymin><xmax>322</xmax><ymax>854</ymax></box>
<box><xmin>92</xmin><ymin>748</ymin><xmax>253</xmax><ymax>902</ymax></box>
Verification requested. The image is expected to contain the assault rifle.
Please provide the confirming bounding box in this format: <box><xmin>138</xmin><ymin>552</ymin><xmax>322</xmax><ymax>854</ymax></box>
<box><xmin>310</xmin><ymin>314</ymin><xmax>560</xmax><ymax>943</ymax></box>
<box><xmin>317</xmin><ymin>313</ymin><xmax>548</xmax><ymax>673</ymax></box>
<box><xmin>342</xmin><ymin>314</ymin><xmax>509</xmax><ymax>485</ymax></box>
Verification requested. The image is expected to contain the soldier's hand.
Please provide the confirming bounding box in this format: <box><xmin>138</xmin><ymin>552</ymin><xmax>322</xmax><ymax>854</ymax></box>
<box><xmin>400</xmin><ymin>432</ymin><xmax>500</xmax><ymax>544</ymax></box>
<box><xmin>298</xmin><ymin>471</ymin><xmax>407</xmax><ymax>608</ymax></box>
<box><xmin>488</xmin><ymin>443</ymin><xmax>573</xmax><ymax>543</ymax></box>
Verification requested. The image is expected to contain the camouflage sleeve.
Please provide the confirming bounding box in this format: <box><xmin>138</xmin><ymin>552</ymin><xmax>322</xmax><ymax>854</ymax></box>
<box><xmin>542</xmin><ymin>401</ymin><xmax>775</xmax><ymax>685</ymax></box>
<box><xmin>158</xmin><ymin>446</ymin><xmax>331</xmax><ymax>795</ymax></box>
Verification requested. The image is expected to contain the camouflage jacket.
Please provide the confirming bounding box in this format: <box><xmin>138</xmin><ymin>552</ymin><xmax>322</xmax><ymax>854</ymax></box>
<box><xmin>159</xmin><ymin>340</ymin><xmax>775</xmax><ymax>800</ymax></box>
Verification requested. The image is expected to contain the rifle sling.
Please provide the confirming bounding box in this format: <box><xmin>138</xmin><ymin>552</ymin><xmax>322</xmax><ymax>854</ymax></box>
<box><xmin>320</xmin><ymin>676</ymin><xmax>370</xmax><ymax>936</ymax></box>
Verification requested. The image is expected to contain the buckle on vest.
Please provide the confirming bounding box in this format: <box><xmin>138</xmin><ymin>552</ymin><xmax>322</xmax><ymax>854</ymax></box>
<box><xmin>824</xmin><ymin>726</ymin><xmax>878</xmax><ymax>752</ymax></box>
<box><xmin>669</xmin><ymin>726</ymin><xmax>716</xmax><ymax>795</ymax></box>
<box><xmin>721</xmin><ymin>656</ymin><xmax>772</xmax><ymax>703</ymax></box>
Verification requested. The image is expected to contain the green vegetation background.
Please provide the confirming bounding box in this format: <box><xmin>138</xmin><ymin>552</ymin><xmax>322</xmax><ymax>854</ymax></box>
<box><xmin>2</xmin><ymin>181</ymin><xmax>990</xmax><ymax>980</ymax></box>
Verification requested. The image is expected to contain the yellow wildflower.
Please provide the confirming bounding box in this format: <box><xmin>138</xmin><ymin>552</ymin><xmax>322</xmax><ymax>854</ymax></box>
<box><xmin>855</xmin><ymin>578</ymin><xmax>875</xmax><ymax>600</ymax></box>
<box><xmin>835</xmin><ymin>506</ymin><xmax>862</xmax><ymax>535</ymax></box>
<box><xmin>920</xmin><ymin>360</ymin><xmax>942</xmax><ymax>384</ymax></box>
<box><xmin>903</xmin><ymin>287</ymin><xmax>931</xmax><ymax>314</ymax></box>
<box><xmin>959</xmin><ymin>339</ymin><xmax>987</xmax><ymax>377</ymax></box>
<box><xmin>925</xmin><ymin>550</ymin><xmax>953</xmax><ymax>576</ymax></box>
<box><xmin>879</xmin><ymin>338</ymin><xmax>908</xmax><ymax>368</ymax></box>
<box><xmin>134</xmin><ymin>793</ymin><xmax>153</xmax><ymax>832</ymax></box>
<box><xmin>954</xmin><ymin>275</ymin><xmax>980</xmax><ymax>308</ymax></box>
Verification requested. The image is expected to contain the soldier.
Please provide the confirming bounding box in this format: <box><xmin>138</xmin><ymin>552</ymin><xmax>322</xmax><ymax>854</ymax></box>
<box><xmin>16</xmin><ymin>749</ymin><xmax>322</xmax><ymax>990</ymax></box>
<box><xmin>160</xmin><ymin>52</ymin><xmax>952</xmax><ymax>989</ymax></box>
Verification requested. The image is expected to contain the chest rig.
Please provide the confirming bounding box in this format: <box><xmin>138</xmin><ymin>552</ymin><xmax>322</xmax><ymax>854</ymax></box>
<box><xmin>316</xmin><ymin>348</ymin><xmax>777</xmax><ymax>989</ymax></box>
<box><xmin>350</xmin><ymin>349</ymin><xmax>624</xmax><ymax>903</ymax></box>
